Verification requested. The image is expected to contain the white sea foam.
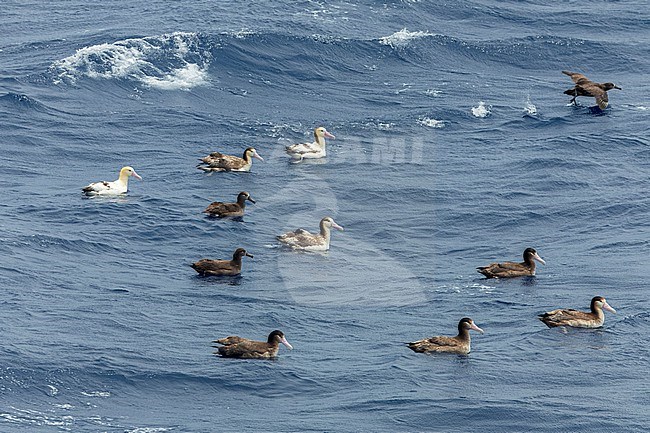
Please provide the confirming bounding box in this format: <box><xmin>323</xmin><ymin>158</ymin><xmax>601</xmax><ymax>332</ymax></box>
<box><xmin>310</xmin><ymin>33</ymin><xmax>343</xmax><ymax>44</ymax></box>
<box><xmin>418</xmin><ymin>117</ymin><xmax>445</xmax><ymax>128</ymax></box>
<box><xmin>126</xmin><ymin>428</ymin><xmax>173</xmax><ymax>433</ymax></box>
<box><xmin>425</xmin><ymin>89</ymin><xmax>442</xmax><ymax>97</ymax></box>
<box><xmin>0</xmin><ymin>407</ymin><xmax>74</xmax><ymax>427</ymax></box>
<box><xmin>81</xmin><ymin>391</ymin><xmax>110</xmax><ymax>397</ymax></box>
<box><xmin>140</xmin><ymin>63</ymin><xmax>209</xmax><ymax>91</ymax></box>
<box><xmin>231</xmin><ymin>29</ymin><xmax>255</xmax><ymax>39</ymax></box>
<box><xmin>351</xmin><ymin>120</ymin><xmax>396</xmax><ymax>131</ymax></box>
<box><xmin>524</xmin><ymin>97</ymin><xmax>538</xmax><ymax>115</ymax></box>
<box><xmin>52</xmin><ymin>32</ymin><xmax>210</xmax><ymax>90</ymax></box>
<box><xmin>379</xmin><ymin>28</ymin><xmax>433</xmax><ymax>49</ymax></box>
<box><xmin>471</xmin><ymin>101</ymin><xmax>491</xmax><ymax>118</ymax></box>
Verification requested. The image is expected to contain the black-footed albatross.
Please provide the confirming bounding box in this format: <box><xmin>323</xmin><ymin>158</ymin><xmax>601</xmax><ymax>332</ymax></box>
<box><xmin>562</xmin><ymin>70</ymin><xmax>621</xmax><ymax>109</ymax></box>
<box><xmin>213</xmin><ymin>330</ymin><xmax>293</xmax><ymax>359</ymax></box>
<box><xmin>407</xmin><ymin>318</ymin><xmax>484</xmax><ymax>355</ymax></box>
<box><xmin>477</xmin><ymin>247</ymin><xmax>546</xmax><ymax>278</ymax></box>
<box><xmin>203</xmin><ymin>191</ymin><xmax>255</xmax><ymax>217</ymax></box>
<box><xmin>191</xmin><ymin>248</ymin><xmax>253</xmax><ymax>276</ymax></box>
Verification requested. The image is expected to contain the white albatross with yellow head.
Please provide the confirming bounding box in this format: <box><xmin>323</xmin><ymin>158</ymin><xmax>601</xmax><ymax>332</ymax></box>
<box><xmin>82</xmin><ymin>166</ymin><xmax>142</xmax><ymax>196</ymax></box>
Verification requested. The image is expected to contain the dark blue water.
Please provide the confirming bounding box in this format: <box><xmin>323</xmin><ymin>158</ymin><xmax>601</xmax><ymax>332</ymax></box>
<box><xmin>1</xmin><ymin>1</ymin><xmax>649</xmax><ymax>431</ymax></box>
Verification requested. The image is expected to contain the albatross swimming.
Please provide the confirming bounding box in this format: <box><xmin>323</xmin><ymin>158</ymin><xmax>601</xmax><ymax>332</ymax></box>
<box><xmin>285</xmin><ymin>127</ymin><xmax>335</xmax><ymax>162</ymax></box>
<box><xmin>477</xmin><ymin>247</ymin><xmax>546</xmax><ymax>278</ymax></box>
<box><xmin>191</xmin><ymin>248</ymin><xmax>253</xmax><ymax>276</ymax></box>
<box><xmin>407</xmin><ymin>318</ymin><xmax>484</xmax><ymax>355</ymax></box>
<box><xmin>197</xmin><ymin>147</ymin><xmax>264</xmax><ymax>172</ymax></box>
<box><xmin>203</xmin><ymin>191</ymin><xmax>255</xmax><ymax>217</ymax></box>
<box><xmin>212</xmin><ymin>330</ymin><xmax>293</xmax><ymax>359</ymax></box>
<box><xmin>277</xmin><ymin>216</ymin><xmax>343</xmax><ymax>251</ymax></box>
<box><xmin>538</xmin><ymin>296</ymin><xmax>616</xmax><ymax>328</ymax></box>
<box><xmin>82</xmin><ymin>166</ymin><xmax>142</xmax><ymax>196</ymax></box>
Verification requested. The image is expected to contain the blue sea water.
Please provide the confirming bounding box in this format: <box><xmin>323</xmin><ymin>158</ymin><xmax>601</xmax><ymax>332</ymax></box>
<box><xmin>1</xmin><ymin>0</ymin><xmax>649</xmax><ymax>431</ymax></box>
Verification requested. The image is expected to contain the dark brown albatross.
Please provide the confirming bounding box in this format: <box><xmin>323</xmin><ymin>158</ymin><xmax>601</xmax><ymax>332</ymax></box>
<box><xmin>477</xmin><ymin>247</ymin><xmax>546</xmax><ymax>278</ymax></box>
<box><xmin>407</xmin><ymin>318</ymin><xmax>484</xmax><ymax>355</ymax></box>
<box><xmin>538</xmin><ymin>296</ymin><xmax>616</xmax><ymax>329</ymax></box>
<box><xmin>212</xmin><ymin>330</ymin><xmax>293</xmax><ymax>359</ymax></box>
<box><xmin>203</xmin><ymin>191</ymin><xmax>255</xmax><ymax>217</ymax></box>
<box><xmin>562</xmin><ymin>70</ymin><xmax>621</xmax><ymax>109</ymax></box>
<box><xmin>191</xmin><ymin>248</ymin><xmax>253</xmax><ymax>276</ymax></box>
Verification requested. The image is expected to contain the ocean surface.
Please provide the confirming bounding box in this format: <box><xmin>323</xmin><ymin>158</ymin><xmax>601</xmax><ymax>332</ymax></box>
<box><xmin>1</xmin><ymin>0</ymin><xmax>649</xmax><ymax>431</ymax></box>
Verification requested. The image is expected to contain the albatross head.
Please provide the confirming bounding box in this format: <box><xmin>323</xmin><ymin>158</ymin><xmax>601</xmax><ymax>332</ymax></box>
<box><xmin>314</xmin><ymin>127</ymin><xmax>335</xmax><ymax>140</ymax></box>
<box><xmin>119</xmin><ymin>166</ymin><xmax>143</xmax><ymax>181</ymax></box>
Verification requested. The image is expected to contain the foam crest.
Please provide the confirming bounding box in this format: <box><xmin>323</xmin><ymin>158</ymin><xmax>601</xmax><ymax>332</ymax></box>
<box><xmin>418</xmin><ymin>117</ymin><xmax>445</xmax><ymax>128</ymax></box>
<box><xmin>378</xmin><ymin>28</ymin><xmax>433</xmax><ymax>49</ymax></box>
<box><xmin>425</xmin><ymin>89</ymin><xmax>442</xmax><ymax>97</ymax></box>
<box><xmin>230</xmin><ymin>29</ymin><xmax>256</xmax><ymax>39</ymax></box>
<box><xmin>140</xmin><ymin>63</ymin><xmax>208</xmax><ymax>90</ymax></box>
<box><xmin>51</xmin><ymin>32</ymin><xmax>210</xmax><ymax>90</ymax></box>
<box><xmin>524</xmin><ymin>97</ymin><xmax>538</xmax><ymax>115</ymax></box>
<box><xmin>471</xmin><ymin>101</ymin><xmax>491</xmax><ymax>118</ymax></box>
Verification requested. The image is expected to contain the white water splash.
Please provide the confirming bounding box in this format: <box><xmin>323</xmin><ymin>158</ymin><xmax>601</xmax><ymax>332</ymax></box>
<box><xmin>140</xmin><ymin>63</ymin><xmax>208</xmax><ymax>90</ymax></box>
<box><xmin>81</xmin><ymin>391</ymin><xmax>110</xmax><ymax>397</ymax></box>
<box><xmin>52</xmin><ymin>32</ymin><xmax>210</xmax><ymax>90</ymax></box>
<box><xmin>0</xmin><ymin>407</ymin><xmax>74</xmax><ymax>427</ymax></box>
<box><xmin>425</xmin><ymin>89</ymin><xmax>442</xmax><ymax>97</ymax></box>
<box><xmin>127</xmin><ymin>428</ymin><xmax>174</xmax><ymax>433</ymax></box>
<box><xmin>230</xmin><ymin>29</ymin><xmax>256</xmax><ymax>39</ymax></box>
<box><xmin>524</xmin><ymin>97</ymin><xmax>538</xmax><ymax>115</ymax></box>
<box><xmin>418</xmin><ymin>117</ymin><xmax>445</xmax><ymax>128</ymax></box>
<box><xmin>471</xmin><ymin>101</ymin><xmax>491</xmax><ymax>118</ymax></box>
<box><xmin>379</xmin><ymin>28</ymin><xmax>433</xmax><ymax>49</ymax></box>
